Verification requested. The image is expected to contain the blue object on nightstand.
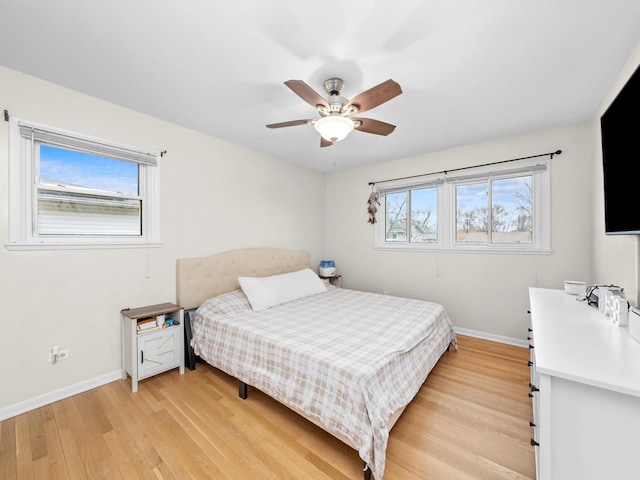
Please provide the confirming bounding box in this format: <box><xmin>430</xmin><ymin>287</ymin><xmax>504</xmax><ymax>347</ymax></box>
<box><xmin>319</xmin><ymin>260</ymin><xmax>336</xmax><ymax>277</ymax></box>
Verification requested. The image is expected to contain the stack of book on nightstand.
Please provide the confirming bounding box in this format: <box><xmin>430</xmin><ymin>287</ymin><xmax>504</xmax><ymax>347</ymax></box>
<box><xmin>137</xmin><ymin>316</ymin><xmax>160</xmax><ymax>334</ymax></box>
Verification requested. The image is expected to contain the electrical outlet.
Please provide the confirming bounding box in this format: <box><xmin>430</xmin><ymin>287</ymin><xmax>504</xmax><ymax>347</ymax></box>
<box><xmin>48</xmin><ymin>346</ymin><xmax>69</xmax><ymax>363</ymax></box>
<box><xmin>49</xmin><ymin>346</ymin><xmax>59</xmax><ymax>363</ymax></box>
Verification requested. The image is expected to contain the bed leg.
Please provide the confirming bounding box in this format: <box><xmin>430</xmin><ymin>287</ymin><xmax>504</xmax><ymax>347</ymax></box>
<box><xmin>239</xmin><ymin>381</ymin><xmax>248</xmax><ymax>399</ymax></box>
<box><xmin>363</xmin><ymin>463</ymin><xmax>372</xmax><ymax>480</ymax></box>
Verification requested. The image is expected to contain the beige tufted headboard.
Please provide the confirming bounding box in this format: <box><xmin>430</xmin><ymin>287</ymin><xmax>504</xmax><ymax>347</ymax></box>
<box><xmin>176</xmin><ymin>248</ymin><xmax>310</xmax><ymax>310</ymax></box>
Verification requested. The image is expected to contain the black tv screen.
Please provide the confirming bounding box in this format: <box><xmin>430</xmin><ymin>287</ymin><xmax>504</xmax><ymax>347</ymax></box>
<box><xmin>601</xmin><ymin>64</ymin><xmax>640</xmax><ymax>235</ymax></box>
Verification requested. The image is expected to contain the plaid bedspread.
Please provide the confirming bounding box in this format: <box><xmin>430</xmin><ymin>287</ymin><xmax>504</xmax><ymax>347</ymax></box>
<box><xmin>192</xmin><ymin>286</ymin><xmax>456</xmax><ymax>479</ymax></box>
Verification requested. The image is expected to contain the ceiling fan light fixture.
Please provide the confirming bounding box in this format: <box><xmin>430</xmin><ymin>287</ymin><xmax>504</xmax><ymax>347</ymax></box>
<box><xmin>314</xmin><ymin>115</ymin><xmax>354</xmax><ymax>142</ymax></box>
<box><xmin>267</xmin><ymin>78</ymin><xmax>401</xmax><ymax>148</ymax></box>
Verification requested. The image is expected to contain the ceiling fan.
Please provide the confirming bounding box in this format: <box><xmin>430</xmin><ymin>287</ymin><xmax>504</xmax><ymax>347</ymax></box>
<box><xmin>266</xmin><ymin>78</ymin><xmax>402</xmax><ymax>147</ymax></box>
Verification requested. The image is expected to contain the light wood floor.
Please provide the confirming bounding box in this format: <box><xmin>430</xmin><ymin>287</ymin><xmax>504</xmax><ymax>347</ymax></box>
<box><xmin>0</xmin><ymin>335</ymin><xmax>535</xmax><ymax>479</ymax></box>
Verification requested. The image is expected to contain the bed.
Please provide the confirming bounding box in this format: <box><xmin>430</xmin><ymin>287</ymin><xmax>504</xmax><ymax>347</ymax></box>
<box><xmin>176</xmin><ymin>248</ymin><xmax>456</xmax><ymax>479</ymax></box>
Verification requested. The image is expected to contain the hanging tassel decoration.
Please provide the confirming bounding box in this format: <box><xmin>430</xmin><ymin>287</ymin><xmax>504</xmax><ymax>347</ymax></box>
<box><xmin>367</xmin><ymin>192</ymin><xmax>380</xmax><ymax>224</ymax></box>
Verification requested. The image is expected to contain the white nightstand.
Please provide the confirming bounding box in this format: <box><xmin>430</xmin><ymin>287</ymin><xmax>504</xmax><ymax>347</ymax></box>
<box><xmin>320</xmin><ymin>274</ymin><xmax>343</xmax><ymax>288</ymax></box>
<box><xmin>121</xmin><ymin>302</ymin><xmax>185</xmax><ymax>392</ymax></box>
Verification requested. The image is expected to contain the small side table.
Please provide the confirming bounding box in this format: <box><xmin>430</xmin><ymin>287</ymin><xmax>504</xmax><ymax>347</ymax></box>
<box><xmin>121</xmin><ymin>302</ymin><xmax>185</xmax><ymax>392</ymax></box>
<box><xmin>320</xmin><ymin>274</ymin><xmax>343</xmax><ymax>288</ymax></box>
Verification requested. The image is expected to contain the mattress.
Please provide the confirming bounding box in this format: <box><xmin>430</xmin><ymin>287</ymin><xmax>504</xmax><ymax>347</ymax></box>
<box><xmin>192</xmin><ymin>285</ymin><xmax>456</xmax><ymax>479</ymax></box>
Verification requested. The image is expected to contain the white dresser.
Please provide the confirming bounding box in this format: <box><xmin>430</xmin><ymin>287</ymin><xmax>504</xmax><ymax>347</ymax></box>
<box><xmin>528</xmin><ymin>288</ymin><xmax>640</xmax><ymax>480</ymax></box>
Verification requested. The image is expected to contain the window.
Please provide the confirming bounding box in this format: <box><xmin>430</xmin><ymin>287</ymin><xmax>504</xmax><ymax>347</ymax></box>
<box><xmin>374</xmin><ymin>160</ymin><xmax>550</xmax><ymax>253</ymax></box>
<box><xmin>455</xmin><ymin>175</ymin><xmax>533</xmax><ymax>245</ymax></box>
<box><xmin>7</xmin><ymin>117</ymin><xmax>161</xmax><ymax>250</ymax></box>
<box><xmin>411</xmin><ymin>187</ymin><xmax>438</xmax><ymax>243</ymax></box>
<box><xmin>384</xmin><ymin>187</ymin><xmax>438</xmax><ymax>243</ymax></box>
<box><xmin>384</xmin><ymin>191</ymin><xmax>407</xmax><ymax>242</ymax></box>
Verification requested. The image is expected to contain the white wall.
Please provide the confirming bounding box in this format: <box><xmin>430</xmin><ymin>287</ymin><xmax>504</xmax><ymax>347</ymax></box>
<box><xmin>0</xmin><ymin>66</ymin><xmax>326</xmax><ymax>415</ymax></box>
<box><xmin>4</xmin><ymin>37</ymin><xmax>639</xmax><ymax>417</ymax></box>
<box><xmin>325</xmin><ymin>124</ymin><xmax>593</xmax><ymax>341</ymax></box>
<box><xmin>590</xmin><ymin>41</ymin><xmax>640</xmax><ymax>306</ymax></box>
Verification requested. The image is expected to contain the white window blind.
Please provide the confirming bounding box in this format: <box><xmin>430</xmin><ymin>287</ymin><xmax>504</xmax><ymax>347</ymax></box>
<box><xmin>374</xmin><ymin>163</ymin><xmax>546</xmax><ymax>193</ymax></box>
<box><xmin>375</xmin><ymin>177</ymin><xmax>444</xmax><ymax>195</ymax></box>
<box><xmin>447</xmin><ymin>163</ymin><xmax>546</xmax><ymax>183</ymax></box>
<box><xmin>18</xmin><ymin>122</ymin><xmax>158</xmax><ymax>166</ymax></box>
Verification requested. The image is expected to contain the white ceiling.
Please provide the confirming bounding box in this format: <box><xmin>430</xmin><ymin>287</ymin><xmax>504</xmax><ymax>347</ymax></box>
<box><xmin>1</xmin><ymin>1</ymin><xmax>639</xmax><ymax>172</ymax></box>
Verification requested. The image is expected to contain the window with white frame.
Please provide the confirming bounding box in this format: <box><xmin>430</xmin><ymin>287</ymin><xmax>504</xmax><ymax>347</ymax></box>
<box><xmin>374</xmin><ymin>159</ymin><xmax>551</xmax><ymax>253</ymax></box>
<box><xmin>7</xmin><ymin>117</ymin><xmax>161</xmax><ymax>250</ymax></box>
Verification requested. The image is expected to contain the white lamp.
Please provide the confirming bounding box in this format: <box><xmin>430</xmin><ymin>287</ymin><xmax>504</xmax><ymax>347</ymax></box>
<box><xmin>314</xmin><ymin>115</ymin><xmax>354</xmax><ymax>142</ymax></box>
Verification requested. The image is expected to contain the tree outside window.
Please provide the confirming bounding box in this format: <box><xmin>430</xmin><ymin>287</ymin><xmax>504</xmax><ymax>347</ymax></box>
<box><xmin>455</xmin><ymin>175</ymin><xmax>532</xmax><ymax>245</ymax></box>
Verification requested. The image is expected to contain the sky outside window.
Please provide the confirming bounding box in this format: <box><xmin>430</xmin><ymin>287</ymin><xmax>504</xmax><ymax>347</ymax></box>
<box><xmin>455</xmin><ymin>177</ymin><xmax>532</xmax><ymax>220</ymax></box>
<box><xmin>491</xmin><ymin>176</ymin><xmax>531</xmax><ymax>214</ymax></box>
<box><xmin>39</xmin><ymin>145</ymin><xmax>138</xmax><ymax>195</ymax></box>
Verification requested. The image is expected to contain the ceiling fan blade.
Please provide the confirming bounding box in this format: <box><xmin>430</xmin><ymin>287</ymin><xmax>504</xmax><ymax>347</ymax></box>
<box><xmin>320</xmin><ymin>137</ymin><xmax>334</xmax><ymax>148</ymax></box>
<box><xmin>353</xmin><ymin>118</ymin><xmax>397</xmax><ymax>136</ymax></box>
<box><xmin>344</xmin><ymin>79</ymin><xmax>402</xmax><ymax>114</ymax></box>
<box><xmin>266</xmin><ymin>119</ymin><xmax>313</xmax><ymax>129</ymax></box>
<box><xmin>284</xmin><ymin>80</ymin><xmax>330</xmax><ymax>110</ymax></box>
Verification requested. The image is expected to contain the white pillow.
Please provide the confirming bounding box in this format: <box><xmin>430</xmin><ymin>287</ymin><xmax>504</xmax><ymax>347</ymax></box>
<box><xmin>238</xmin><ymin>268</ymin><xmax>327</xmax><ymax>311</ymax></box>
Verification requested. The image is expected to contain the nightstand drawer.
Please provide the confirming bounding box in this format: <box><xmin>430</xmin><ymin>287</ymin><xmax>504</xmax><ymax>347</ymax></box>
<box><xmin>137</xmin><ymin>327</ymin><xmax>182</xmax><ymax>379</ymax></box>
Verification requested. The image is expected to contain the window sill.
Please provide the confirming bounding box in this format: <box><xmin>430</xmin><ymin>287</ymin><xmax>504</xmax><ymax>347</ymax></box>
<box><xmin>5</xmin><ymin>241</ymin><xmax>163</xmax><ymax>251</ymax></box>
<box><xmin>373</xmin><ymin>245</ymin><xmax>552</xmax><ymax>255</ymax></box>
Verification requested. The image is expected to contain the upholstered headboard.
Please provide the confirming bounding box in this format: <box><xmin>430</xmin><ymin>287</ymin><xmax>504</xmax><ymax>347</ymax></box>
<box><xmin>176</xmin><ymin>248</ymin><xmax>310</xmax><ymax>310</ymax></box>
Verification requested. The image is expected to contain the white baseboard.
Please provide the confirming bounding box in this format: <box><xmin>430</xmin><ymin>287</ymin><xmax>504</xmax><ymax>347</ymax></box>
<box><xmin>0</xmin><ymin>370</ymin><xmax>123</xmax><ymax>421</ymax></box>
<box><xmin>454</xmin><ymin>326</ymin><xmax>529</xmax><ymax>348</ymax></box>
<box><xmin>1</xmin><ymin>328</ymin><xmax>526</xmax><ymax>421</ymax></box>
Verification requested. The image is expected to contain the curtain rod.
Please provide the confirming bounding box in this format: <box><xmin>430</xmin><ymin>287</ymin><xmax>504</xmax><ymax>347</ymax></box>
<box><xmin>368</xmin><ymin>149</ymin><xmax>562</xmax><ymax>186</ymax></box>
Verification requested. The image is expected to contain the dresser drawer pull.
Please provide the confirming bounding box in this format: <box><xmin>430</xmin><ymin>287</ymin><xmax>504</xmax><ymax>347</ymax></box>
<box><xmin>529</xmin><ymin>344</ymin><xmax>534</xmax><ymax>349</ymax></box>
<box><xmin>528</xmin><ymin>360</ymin><xmax>534</xmax><ymax>367</ymax></box>
<box><xmin>530</xmin><ymin>421</ymin><xmax>536</xmax><ymax>427</ymax></box>
<box><xmin>531</xmin><ymin>438</ymin><xmax>539</xmax><ymax>447</ymax></box>
<box><xmin>529</xmin><ymin>384</ymin><xmax>539</xmax><ymax>392</ymax></box>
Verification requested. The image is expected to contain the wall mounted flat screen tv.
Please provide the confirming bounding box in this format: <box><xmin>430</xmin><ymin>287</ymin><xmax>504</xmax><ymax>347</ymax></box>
<box><xmin>601</xmin><ymin>64</ymin><xmax>640</xmax><ymax>235</ymax></box>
